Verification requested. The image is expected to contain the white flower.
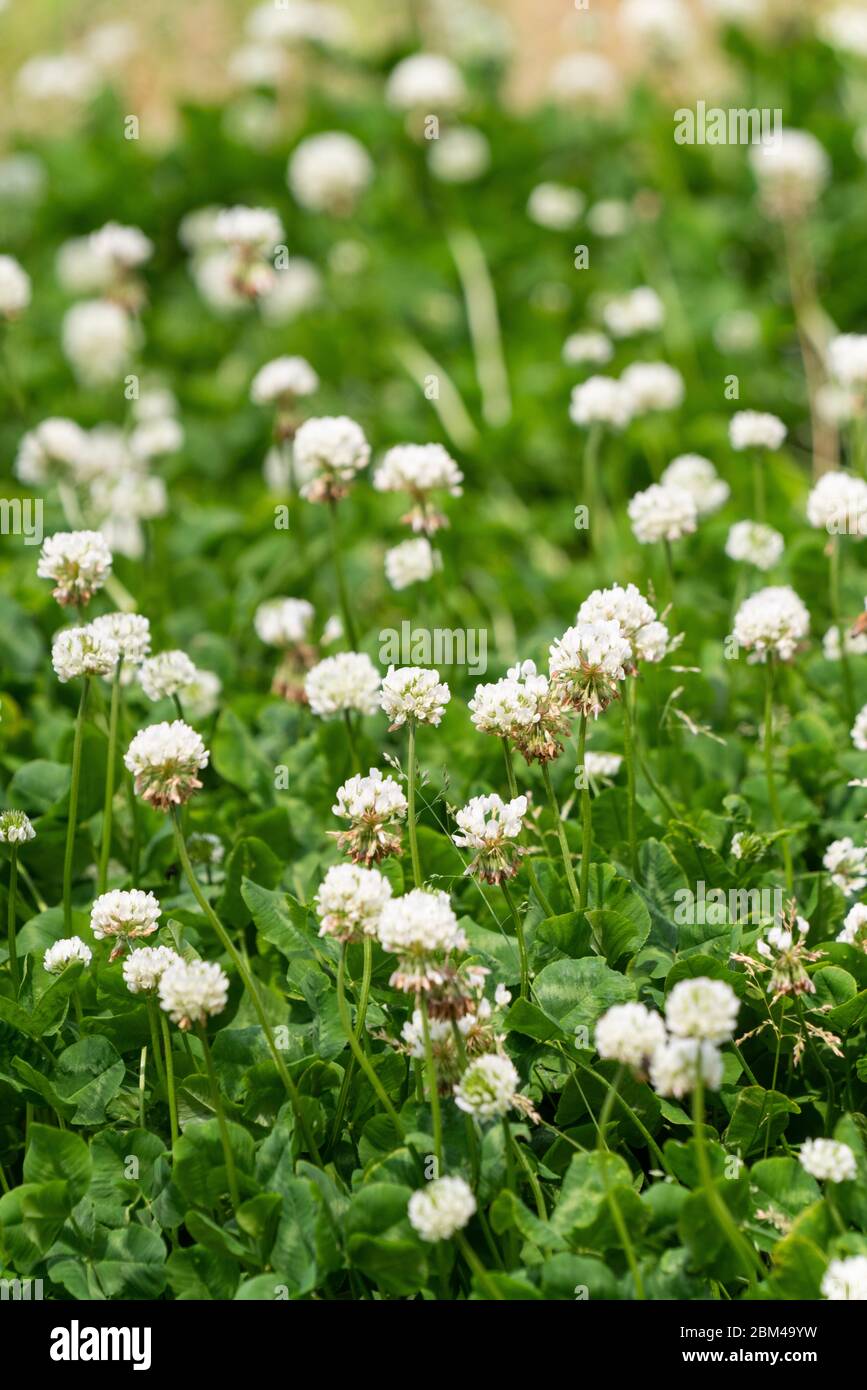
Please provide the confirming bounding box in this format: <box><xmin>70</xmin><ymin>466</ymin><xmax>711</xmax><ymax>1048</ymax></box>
<box><xmin>822</xmin><ymin>1255</ymin><xmax>867</xmax><ymax>1300</ymax></box>
<box><xmin>563</xmin><ymin>331</ymin><xmax>613</xmax><ymax>366</ymax></box>
<box><xmin>380</xmin><ymin>666</ymin><xmax>451</xmax><ymax>727</ymax></box>
<box><xmin>585</xmin><ymin>752</ymin><xmax>623</xmax><ymax>779</ymax></box>
<box><xmin>628</xmin><ymin>483</ymin><xmax>697</xmax><ymax>544</ymax></box>
<box><xmin>452</xmin><ymin>793</ymin><xmax>527</xmax><ymax>884</ymax></box>
<box><xmin>305</xmin><ymin>652</ymin><xmax>381</xmax><ymax>718</ymax></box>
<box><xmin>428</xmin><ymin>127</ymin><xmax>490</xmax><ymax>183</ymax></box>
<box><xmin>385</xmin><ymin>538</ymin><xmax>439</xmax><ymax>590</ymax></box>
<box><xmin>799</xmin><ymin>1137</ymin><xmax>857</xmax><ymax>1183</ymax></box>
<box><xmin>0</xmin><ymin>255</ymin><xmax>31</xmax><ymax>317</ymax></box>
<box><xmin>650</xmin><ymin>1038</ymin><xmax>723</xmax><ymax>1097</ymax></box>
<box><xmin>661</xmin><ymin>455</ymin><xmax>729</xmax><ymax>516</ymax></box>
<box><xmin>750</xmin><ymin>128</ymin><xmax>830</xmax><ymax>219</ymax></box>
<box><xmin>408</xmin><ymin>1176</ymin><xmax>476</xmax><ymax>1242</ymax></box>
<box><xmin>17</xmin><ymin>53</ymin><xmax>99</xmax><ymax>104</ymax></box>
<box><xmin>52</xmin><ymin>625</ymin><xmax>120</xmax><ymax>683</ymax></box>
<box><xmin>725</xmin><ymin>520</ymin><xmax>784</xmax><ymax>571</ymax></box>
<box><xmin>139</xmin><ymin>650</ymin><xmax>198</xmax><ymax>702</ymax></box>
<box><xmin>549</xmin><ymin>620</ymin><xmax>630</xmax><ymax>717</ymax></box>
<box><xmin>620</xmin><ymin>0</ymin><xmax>695</xmax><ymax>51</ymax></box>
<box><xmin>595</xmin><ymin>1002</ymin><xmax>666</xmax><ymax>1069</ymax></box>
<box><xmin>129</xmin><ymin>417</ymin><xmax>183</xmax><ymax>461</ymax></box>
<box><xmin>587</xmin><ymin>200</ymin><xmax>630</xmax><ymax>238</ymax></box>
<box><xmin>385</xmin><ymin>53</ymin><xmax>466</xmax><ymax>113</ymax></box>
<box><xmin>823</xmin><ymin>837</ymin><xmax>867</xmax><ymax>895</ymax></box>
<box><xmin>527</xmin><ymin>182</ymin><xmax>584</xmax><ymax>230</ymax></box>
<box><xmin>178</xmin><ymin>668</ymin><xmax>221</xmax><ymax>722</ymax></box>
<box><xmin>729</xmin><ymin>410</ymin><xmax>787</xmax><ymax>451</ymax></box>
<box><xmin>469</xmin><ymin>662</ymin><xmax>570</xmax><ymax>763</ymax></box>
<box><xmin>378</xmin><ymin>888</ymin><xmax>466</xmax><ymax>991</ymax></box>
<box><xmin>569</xmin><ymin>375</ymin><xmax>633</xmax><ymax>429</ymax></box>
<box><xmin>373</xmin><ymin>443</ymin><xmax>463</xmax><ymax>533</ymax></box>
<box><xmin>665</xmin><ymin>976</ymin><xmax>739</xmax><ymax>1043</ymax></box>
<box><xmin>14</xmin><ymin>417</ymin><xmax>88</xmax><ymax>485</ymax></box>
<box><xmin>820</xmin><ymin>5</ymin><xmax>867</xmax><ymax>57</ymax></box>
<box><xmin>549</xmin><ymin>51</ymin><xmax>619</xmax><ymax>107</ymax></box>
<box><xmin>255</xmin><ymin>597</ymin><xmax>315</xmax><ymax>647</ymax></box>
<box><xmin>89</xmin><ymin>612</ymin><xmax>151</xmax><ymax>666</ymax></box>
<box><xmin>0</xmin><ymin>810</ymin><xmax>35</xmax><ymax>844</ymax></box>
<box><xmin>251</xmin><ymin>355</ymin><xmax>319</xmax><ymax>405</ymax></box>
<box><xmin>214</xmin><ymin>204</ymin><xmax>283</xmax><ymax>253</ymax></box>
<box><xmin>124</xmin><ymin>720</ymin><xmax>209</xmax><ymax>810</ymax></box>
<box><xmin>332</xmin><ymin>767</ymin><xmax>407</xmax><ymax>864</ymax></box>
<box><xmin>91</xmin><ymin>888</ymin><xmax>161</xmax><ymax>958</ymax></box>
<box><xmin>731</xmin><ymin>585</ymin><xmax>810</xmax><ymax>662</ymax></box>
<box><xmin>828</xmin><ymin>333</ymin><xmax>867</xmax><ymax>387</ymax></box>
<box><xmin>577</xmin><ymin>582</ymin><xmax>667</xmax><ymax>667</ymax></box>
<box><xmin>228</xmin><ymin>43</ymin><xmax>287</xmax><ymax>86</ymax></box>
<box><xmin>62</xmin><ymin>299</ymin><xmax>135</xmax><ymax>384</ymax></box>
<box><xmin>38</xmin><ymin>530</ymin><xmax>112</xmax><ymax>606</ymax></box>
<box><xmin>806</xmin><ymin>470</ymin><xmax>867</xmax><ymax>535</ymax></box>
<box><xmin>824</xmin><ymin>624</ymin><xmax>867</xmax><ymax>661</ymax></box>
<box><xmin>454</xmin><ymin>1053</ymin><xmax>519</xmax><ymax>1118</ymax></box>
<box><xmin>314</xmin><ymin>862</ymin><xmax>392</xmax><ymax>942</ymax></box>
<box><xmin>602</xmin><ymin>287</ymin><xmax>664</xmax><ymax>338</ymax></box>
<box><xmin>288</xmin><ymin>132</ymin><xmax>373</xmax><ymax>216</ymax></box>
<box><xmin>90</xmin><ymin>221</ymin><xmax>152</xmax><ymax>270</ymax></box>
<box><xmin>621</xmin><ymin>361</ymin><xmax>685</xmax><ymax>413</ymax></box>
<box><xmin>245</xmin><ymin>0</ymin><xmax>349</xmax><ymax>45</ymax></box>
<box><xmin>158</xmin><ymin>957</ymin><xmax>229</xmax><ymax>1029</ymax></box>
<box><xmin>123</xmin><ymin>945</ymin><xmax>182</xmax><ymax>994</ymax></box>
<box><xmin>44</xmin><ymin>936</ymin><xmax>93</xmax><ymax>973</ymax></box>
<box><xmin>260</xmin><ymin>257</ymin><xmax>322</xmax><ymax>323</ymax></box>
<box><xmin>293</xmin><ymin>415</ymin><xmax>370</xmax><ymax>502</ymax></box>
<box><xmin>837</xmin><ymin>901</ymin><xmax>867</xmax><ymax>949</ymax></box>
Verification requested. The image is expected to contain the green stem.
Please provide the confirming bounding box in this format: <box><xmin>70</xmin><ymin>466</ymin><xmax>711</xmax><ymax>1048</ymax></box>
<box><xmin>598</xmin><ymin>1064</ymin><xmax>645</xmax><ymax>1300</ymax></box>
<box><xmin>503</xmin><ymin>739</ymin><xmax>554</xmax><ymax>917</ymax></box>
<box><xmin>622</xmin><ymin>682</ymin><xmax>639</xmax><ymax>881</ymax></box>
<box><xmin>692</xmin><ymin>1075</ymin><xmax>763</xmax><ymax>1286</ymax></box>
<box><xmin>540</xmin><ymin>762</ymin><xmax>581</xmax><ymax>910</ymax></box>
<box><xmin>327</xmin><ymin>498</ymin><xmax>358</xmax><ymax>649</ymax></box>
<box><xmin>329</xmin><ymin>935</ymin><xmax>374</xmax><ymax>1147</ymax></box>
<box><xmin>98</xmin><ymin>661</ymin><xmax>122</xmax><ymax>895</ymax></box>
<box><xmin>146</xmin><ymin>994</ymin><xmax>166</xmax><ymax>1088</ymax></box>
<box><xmin>406</xmin><ymin>719</ymin><xmax>423</xmax><ymax>889</ymax></box>
<box><xmin>577</xmin><ymin>714</ymin><xmax>592</xmax><ymax>909</ymax></box>
<box><xmin>198</xmin><ymin>1022</ymin><xmax>241</xmax><ymax>1210</ymax></box>
<box><xmin>829</xmin><ymin>539</ymin><xmax>855</xmax><ymax>727</ymax></box>
<box><xmin>159</xmin><ymin>1007</ymin><xmax>179</xmax><ymax>1148</ymax></box>
<box><xmin>138</xmin><ymin>1045</ymin><xmax>147</xmax><ymax>1129</ymax></box>
<box><xmin>500</xmin><ymin>879</ymin><xmax>529</xmax><ymax>999</ymax></box>
<box><xmin>336</xmin><ymin>944</ymin><xmax>407</xmax><ymax>1140</ymax></box>
<box><xmin>419</xmin><ymin>992</ymin><xmax>443</xmax><ymax>1175</ymax></box>
<box><xmin>342</xmin><ymin>709</ymin><xmax>362</xmax><ymax>774</ymax></box>
<box><xmin>7</xmin><ymin>846</ymin><xmax>19</xmax><ymax>990</ymax></box>
<box><xmin>752</xmin><ymin>453</ymin><xmax>765</xmax><ymax>521</ymax></box>
<box><xmin>572</xmin><ymin>1054</ymin><xmax>670</xmax><ymax>1172</ymax></box>
<box><xmin>455</xmin><ymin>1231</ymin><xmax>504</xmax><ymax>1300</ymax></box>
<box><xmin>63</xmin><ymin>677</ymin><xmax>90</xmax><ymax>933</ymax></box>
<box><xmin>763</xmin><ymin>664</ymin><xmax>793</xmax><ymax>893</ymax></box>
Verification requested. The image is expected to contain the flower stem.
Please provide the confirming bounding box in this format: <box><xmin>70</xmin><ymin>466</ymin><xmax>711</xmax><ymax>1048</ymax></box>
<box><xmin>500</xmin><ymin>879</ymin><xmax>529</xmax><ymax>999</ymax></box>
<box><xmin>336</xmin><ymin>943</ymin><xmax>406</xmax><ymax>1136</ymax></box>
<box><xmin>7</xmin><ymin>847</ymin><xmax>19</xmax><ymax>990</ymax></box>
<box><xmin>692</xmin><ymin>1075</ymin><xmax>763</xmax><ymax>1286</ymax></box>
<box><xmin>406</xmin><ymin>719</ymin><xmax>423</xmax><ymax>888</ymax></box>
<box><xmin>63</xmin><ymin>677</ymin><xmax>90</xmax><ymax>933</ymax></box>
<box><xmin>829</xmin><ymin>538</ymin><xmax>855</xmax><ymax>727</ymax></box>
<box><xmin>329</xmin><ymin>935</ymin><xmax>374</xmax><ymax>1146</ymax></box>
<box><xmin>622</xmin><ymin>682</ymin><xmax>639</xmax><ymax>881</ymax></box>
<box><xmin>198</xmin><ymin>1022</ymin><xmax>241</xmax><ymax>1210</ymax></box>
<box><xmin>763</xmin><ymin>664</ymin><xmax>793</xmax><ymax>893</ymax></box>
<box><xmin>138</xmin><ymin>1046</ymin><xmax>147</xmax><ymax>1129</ymax></box>
<box><xmin>540</xmin><ymin>762</ymin><xmax>581</xmax><ymax>910</ymax></box>
<box><xmin>327</xmin><ymin>498</ymin><xmax>358</xmax><ymax>649</ymax></box>
<box><xmin>98</xmin><ymin>660</ymin><xmax>122</xmax><ymax>895</ymax></box>
<box><xmin>502</xmin><ymin>739</ymin><xmax>554</xmax><ymax>917</ymax></box>
<box><xmin>158</xmin><ymin>1007</ymin><xmax>179</xmax><ymax>1147</ymax></box>
<box><xmin>752</xmin><ymin>452</ymin><xmax>766</xmax><ymax>521</ymax></box>
<box><xmin>342</xmin><ymin>708</ymin><xmax>362</xmax><ymax>774</ymax></box>
<box><xmin>146</xmin><ymin>994</ymin><xmax>166</xmax><ymax>1088</ymax></box>
<box><xmin>598</xmin><ymin>1064</ymin><xmax>645</xmax><ymax>1300</ymax></box>
<box><xmin>455</xmin><ymin>1231</ymin><xmax>504</xmax><ymax>1300</ymax></box>
<box><xmin>171</xmin><ymin>808</ymin><xmax>322</xmax><ymax>1163</ymax></box>
<box><xmin>577</xmin><ymin>714</ymin><xmax>593</xmax><ymax>909</ymax></box>
<box><xmin>419</xmin><ymin>992</ymin><xmax>443</xmax><ymax>1175</ymax></box>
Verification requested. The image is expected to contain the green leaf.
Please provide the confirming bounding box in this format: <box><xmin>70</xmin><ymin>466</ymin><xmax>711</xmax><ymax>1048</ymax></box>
<box><xmin>533</xmin><ymin>957</ymin><xmax>636</xmax><ymax>1035</ymax></box>
<box><xmin>724</xmin><ymin>1086</ymin><xmax>799</xmax><ymax>1157</ymax></box>
<box><xmin>93</xmin><ymin>1225</ymin><xmax>167</xmax><ymax>1299</ymax></box>
<box><xmin>219</xmin><ymin>837</ymin><xmax>283</xmax><ymax>929</ymax></box>
<box><xmin>53</xmin><ymin>1037</ymin><xmax>126</xmax><ymax>1124</ymax></box>
<box><xmin>23</xmin><ymin>1124</ymin><xmax>91</xmax><ymax>1204</ymax></box>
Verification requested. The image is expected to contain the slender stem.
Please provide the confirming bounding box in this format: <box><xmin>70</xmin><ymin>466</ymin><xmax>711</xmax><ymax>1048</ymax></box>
<box><xmin>829</xmin><ymin>539</ymin><xmax>855</xmax><ymax>726</ymax></box>
<box><xmin>7</xmin><ymin>847</ymin><xmax>19</xmax><ymax>990</ymax></box>
<box><xmin>342</xmin><ymin>708</ymin><xmax>362</xmax><ymax>774</ymax></box>
<box><xmin>336</xmin><ymin>944</ymin><xmax>407</xmax><ymax>1138</ymax></box>
<box><xmin>577</xmin><ymin>714</ymin><xmax>592</xmax><ymax>909</ymax></box>
<box><xmin>500</xmin><ymin>879</ymin><xmax>529</xmax><ymax>999</ymax></box>
<box><xmin>511</xmin><ymin>1127</ymin><xmax>547</xmax><ymax>1219</ymax></box>
<box><xmin>419</xmin><ymin>992</ymin><xmax>443</xmax><ymax>1175</ymax></box>
<box><xmin>692</xmin><ymin>1075</ymin><xmax>763</xmax><ymax>1285</ymax></box>
<box><xmin>763</xmin><ymin>664</ymin><xmax>793</xmax><ymax>893</ymax></box>
<box><xmin>329</xmin><ymin>936</ymin><xmax>374</xmax><ymax>1146</ymax></box>
<box><xmin>501</xmin><ymin>1115</ymin><xmax>519</xmax><ymax>1266</ymax></box>
<box><xmin>455</xmin><ymin>1231</ymin><xmax>504</xmax><ymax>1300</ymax></box>
<box><xmin>406</xmin><ymin>719</ymin><xmax>423</xmax><ymax>888</ymax></box>
<box><xmin>198</xmin><ymin>1023</ymin><xmax>241</xmax><ymax>1210</ymax></box>
<box><xmin>752</xmin><ymin>453</ymin><xmax>766</xmax><ymax>521</ymax></box>
<box><xmin>327</xmin><ymin>498</ymin><xmax>358</xmax><ymax>649</ymax></box>
<box><xmin>572</xmin><ymin>1054</ymin><xmax>670</xmax><ymax>1172</ymax></box>
<box><xmin>98</xmin><ymin>661</ymin><xmax>122</xmax><ymax>895</ymax></box>
<box><xmin>502</xmin><ymin>739</ymin><xmax>554</xmax><ymax>917</ymax></box>
<box><xmin>540</xmin><ymin>762</ymin><xmax>581</xmax><ymax>909</ymax></box>
<box><xmin>172</xmin><ymin>693</ymin><xmax>186</xmax><ymax>722</ymax></box>
<box><xmin>146</xmin><ymin>995</ymin><xmax>166</xmax><ymax>1087</ymax></box>
<box><xmin>63</xmin><ymin>677</ymin><xmax>90</xmax><ymax>933</ymax></box>
<box><xmin>598</xmin><ymin>1064</ymin><xmax>645</xmax><ymax>1300</ymax></box>
<box><xmin>621</xmin><ymin>682</ymin><xmax>639</xmax><ymax>881</ymax></box>
<box><xmin>138</xmin><ymin>1046</ymin><xmax>147</xmax><ymax>1129</ymax></box>
<box><xmin>159</xmin><ymin>1007</ymin><xmax>179</xmax><ymax>1147</ymax></box>
<box><xmin>171</xmin><ymin>809</ymin><xmax>322</xmax><ymax>1162</ymax></box>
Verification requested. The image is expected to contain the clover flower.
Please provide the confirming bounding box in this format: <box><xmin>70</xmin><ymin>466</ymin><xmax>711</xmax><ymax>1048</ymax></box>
<box><xmin>621</xmin><ymin>361</ymin><xmax>685</xmax><ymax>413</ymax></box>
<box><xmin>377</xmin><ymin>888</ymin><xmax>466</xmax><ymax>993</ymax></box>
<box><xmin>408</xmin><ymin>1177</ymin><xmax>476</xmax><ymax>1242</ymax></box>
<box><xmin>729</xmin><ymin>410</ymin><xmax>787</xmax><ymax>451</ymax></box>
<box><xmin>454</xmin><ymin>1053</ymin><xmax>520</xmax><ymax>1118</ymax></box>
<box><xmin>14</xmin><ymin>417</ymin><xmax>88</xmax><ymax>485</ymax></box>
<box><xmin>123</xmin><ymin>945</ymin><xmax>182</xmax><ymax>994</ymax></box>
<box><xmin>380</xmin><ymin>666</ymin><xmax>451</xmax><ymax>728</ymax></box>
<box><xmin>650</xmin><ymin>1038</ymin><xmax>723</xmax><ymax>1097</ymax></box>
<box><xmin>821</xmin><ymin>1255</ymin><xmax>867</xmax><ymax>1300</ymax></box>
<box><xmin>52</xmin><ymin>624</ymin><xmax>120</xmax><ymax>683</ymax></box>
<box><xmin>828</xmin><ymin>333</ymin><xmax>867</xmax><ymax>388</ymax></box>
<box><xmin>124</xmin><ymin>720</ymin><xmax>209</xmax><ymax>810</ymax></box>
<box><xmin>158</xmin><ymin>957</ymin><xmax>229</xmax><ymax>1030</ymax></box>
<box><xmin>742</xmin><ymin>911</ymin><xmax>820</xmax><ymax>998</ymax></box>
<box><xmin>452</xmin><ymin>793</ymin><xmax>527</xmax><ymax>884</ymax></box>
<box><xmin>384</xmin><ymin>538</ymin><xmax>440</xmax><ymax>590</ymax></box>
<box><xmin>331</xmin><ymin>767</ymin><xmax>407</xmax><ymax>864</ymax></box>
<box><xmin>90</xmin><ymin>221</ymin><xmax>152</xmax><ymax>272</ymax></box>
<box><xmin>527</xmin><ymin>182</ymin><xmax>584</xmax><ymax>230</ymax></box>
<box><xmin>823</xmin><ymin>837</ymin><xmax>867</xmax><ymax>895</ymax></box>
<box><xmin>837</xmin><ymin>902</ymin><xmax>867</xmax><ymax>950</ymax></box>
<box><xmin>563</xmin><ymin>331</ymin><xmax>613</xmax><ymax>366</ymax></box>
<box><xmin>0</xmin><ymin>810</ymin><xmax>35</xmax><ymax>844</ymax></box>
<box><xmin>725</xmin><ymin>520</ymin><xmax>784</xmax><ymax>571</ymax></box>
<box><xmin>549</xmin><ymin>620</ymin><xmax>631</xmax><ymax>717</ymax></box>
<box><xmin>177</xmin><ymin>667</ymin><xmax>221</xmax><ymax>721</ymax></box>
<box><xmin>44</xmin><ymin>936</ymin><xmax>92</xmax><ymax>973</ymax></box>
<box><xmin>661</xmin><ymin>455</ymin><xmax>730</xmax><ymax>516</ymax></box>
<box><xmin>254</xmin><ymin>597</ymin><xmax>315</xmax><ymax>648</ymax></box>
<box><xmin>584</xmin><ymin>752</ymin><xmax>623</xmax><ymax>780</ymax></box>
<box><xmin>750</xmin><ymin>128</ymin><xmax>830</xmax><ymax>219</ymax></box>
<box><xmin>665</xmin><ymin>976</ymin><xmax>739</xmax><ymax>1043</ymax></box>
<box><xmin>373</xmin><ymin>443</ymin><xmax>463</xmax><ymax>534</ymax></box>
<box><xmin>62</xmin><ymin>299</ymin><xmax>136</xmax><ymax>385</ymax></box>
<box><xmin>314</xmin><ymin>862</ymin><xmax>393</xmax><ymax>943</ymax></box>
<box><xmin>799</xmin><ymin>1138</ymin><xmax>857</xmax><ymax>1183</ymax></box>
<box><xmin>215</xmin><ymin>204</ymin><xmax>283</xmax><ymax>254</ymax></box>
<box><xmin>731</xmin><ymin>585</ymin><xmax>810</xmax><ymax>662</ymax></box>
<box><xmin>288</xmin><ymin>132</ymin><xmax>373</xmax><ymax>216</ymax></box>
<box><xmin>38</xmin><ymin>530</ymin><xmax>112</xmax><ymax>606</ymax></box>
<box><xmin>806</xmin><ymin>470</ymin><xmax>867</xmax><ymax>535</ymax></box>
<box><xmin>577</xmin><ymin>582</ymin><xmax>669</xmax><ymax>668</ymax></box>
<box><xmin>0</xmin><ymin>254</ymin><xmax>31</xmax><ymax>317</ymax></box>
<box><xmin>385</xmin><ymin>53</ymin><xmax>466</xmax><ymax>115</ymax></box>
<box><xmin>628</xmin><ymin>483</ymin><xmax>697</xmax><ymax>544</ymax></box>
<box><xmin>250</xmin><ymin>355</ymin><xmax>319</xmax><ymax>406</ymax></box>
<box><xmin>852</xmin><ymin>703</ymin><xmax>867</xmax><ymax>751</ymax></box>
<box><xmin>602</xmin><ymin>287</ymin><xmax>664</xmax><ymax>338</ymax></box>
<box><xmin>820</xmin><ymin>6</ymin><xmax>867</xmax><ymax>57</ymax></box>
<box><xmin>823</xmin><ymin>623</ymin><xmax>867</xmax><ymax>661</ymax></box>
<box><xmin>293</xmin><ymin>415</ymin><xmax>370</xmax><ymax>502</ymax></box>
<box><xmin>139</xmin><ymin>650</ymin><xmax>198</xmax><ymax>702</ymax></box>
<box><xmin>569</xmin><ymin>375</ymin><xmax>633</xmax><ymax>429</ymax></box>
<box><xmin>89</xmin><ymin>612</ymin><xmax>151</xmax><ymax>667</ymax></box>
<box><xmin>428</xmin><ymin>126</ymin><xmax>490</xmax><ymax>183</ymax></box>
<box><xmin>594</xmin><ymin>1002</ymin><xmax>666</xmax><ymax>1072</ymax></box>
<box><xmin>305</xmin><ymin>652</ymin><xmax>381</xmax><ymax>718</ymax></box>
<box><xmin>90</xmin><ymin>888</ymin><xmax>161</xmax><ymax>959</ymax></box>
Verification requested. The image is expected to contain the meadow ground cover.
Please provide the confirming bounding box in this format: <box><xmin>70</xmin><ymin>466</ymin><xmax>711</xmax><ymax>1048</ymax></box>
<box><xmin>2</xmin><ymin>0</ymin><xmax>867</xmax><ymax>1306</ymax></box>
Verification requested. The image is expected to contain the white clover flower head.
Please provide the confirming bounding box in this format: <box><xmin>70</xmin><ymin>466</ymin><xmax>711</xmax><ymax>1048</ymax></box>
<box><xmin>245</xmin><ymin>0</ymin><xmax>350</xmax><ymax>46</ymax></box>
<box><xmin>288</xmin><ymin>132</ymin><xmax>373</xmax><ymax>216</ymax></box>
<box><xmin>373</xmin><ymin>443</ymin><xmax>463</xmax><ymax>534</ymax></box>
<box><xmin>731</xmin><ymin>585</ymin><xmax>810</xmax><ymax>663</ymax></box>
<box><xmin>665</xmin><ymin>976</ymin><xmax>739</xmax><ymax>1042</ymax></box>
<box><xmin>587</xmin><ymin>199</ymin><xmax>630</xmax><ymax>237</ymax></box>
<box><xmin>562</xmin><ymin>331</ymin><xmax>613</xmax><ymax>366</ymax></box>
<box><xmin>820</xmin><ymin>6</ymin><xmax>867</xmax><ymax>57</ymax></box>
<box><xmin>628</xmin><ymin>483</ymin><xmax>697</xmax><ymax>545</ymax></box>
<box><xmin>260</xmin><ymin>256</ymin><xmax>322</xmax><ymax>323</ymax></box>
<box><xmin>799</xmin><ymin>1138</ymin><xmax>857</xmax><ymax>1184</ymax></box>
<box><xmin>44</xmin><ymin>936</ymin><xmax>93</xmax><ymax>974</ymax></box>
<box><xmin>89</xmin><ymin>612</ymin><xmax>152</xmax><ymax>665</ymax></box>
<box><xmin>549</xmin><ymin>620</ymin><xmax>630</xmax><ymax>717</ymax></box>
<box><xmin>228</xmin><ymin>43</ymin><xmax>288</xmax><ymax>87</ymax></box>
<box><xmin>14</xmin><ymin>417</ymin><xmax>88</xmax><ymax>485</ymax></box>
<box><xmin>595</xmin><ymin>1002</ymin><xmax>666</xmax><ymax>1070</ymax></box>
<box><xmin>806</xmin><ymin>470</ymin><xmax>867</xmax><ymax>535</ymax></box>
<box><xmin>254</xmin><ymin>597</ymin><xmax>314</xmax><ymax>649</ymax></box>
<box><xmin>428</xmin><ymin>126</ymin><xmax>490</xmax><ymax>183</ymax></box>
<box><xmin>661</xmin><ymin>454</ymin><xmax>730</xmax><ymax>516</ymax></box>
<box><xmin>37</xmin><ymin>529</ymin><xmax>113</xmax><ymax>607</ymax></box>
<box><xmin>828</xmin><ymin>333</ymin><xmax>867</xmax><ymax>387</ymax></box>
<box><xmin>52</xmin><ymin>624</ymin><xmax>120</xmax><ymax>683</ymax></box>
<box><xmin>0</xmin><ymin>254</ymin><xmax>31</xmax><ymax>317</ymax></box>
<box><xmin>378</xmin><ymin>888</ymin><xmax>466</xmax><ymax>991</ymax></box>
<box><xmin>602</xmin><ymin>286</ymin><xmax>664</xmax><ymax>338</ymax></box>
<box><xmin>124</xmin><ymin>720</ymin><xmax>210</xmax><ymax>810</ymax></box>
<box><xmin>158</xmin><ymin>957</ymin><xmax>229</xmax><ymax>1030</ymax></box>
<box><xmin>852</xmin><ymin>703</ymin><xmax>867</xmax><ymax>751</ymax></box>
<box><xmin>250</xmin><ymin>355</ymin><xmax>319</xmax><ymax>405</ymax></box>
<box><xmin>214</xmin><ymin>204</ymin><xmax>284</xmax><ymax>253</ymax></box>
<box><xmin>527</xmin><ymin>182</ymin><xmax>585</xmax><ymax>230</ymax></box>
<box><xmin>621</xmin><ymin>361</ymin><xmax>685</xmax><ymax>413</ymax></box>
<box><xmin>822</xmin><ymin>1255</ymin><xmax>867</xmax><ymax>1301</ymax></box>
<box><xmin>823</xmin><ymin>837</ymin><xmax>867</xmax><ymax>895</ymax></box>
<box><xmin>0</xmin><ymin>810</ymin><xmax>35</xmax><ymax>844</ymax></box>
<box><xmin>837</xmin><ymin>901</ymin><xmax>867</xmax><ymax>950</ymax></box>
<box><xmin>549</xmin><ymin>51</ymin><xmax>619</xmax><ymax>108</ymax></box>
<box><xmin>90</xmin><ymin>221</ymin><xmax>153</xmax><ymax>270</ymax></box>
<box><xmin>385</xmin><ymin>52</ymin><xmax>466</xmax><ymax>114</ymax></box>
<box><xmin>750</xmin><ymin>128</ymin><xmax>830</xmax><ymax>219</ymax></box>
<box><xmin>138</xmin><ymin>650</ymin><xmax>196</xmax><ymax>704</ymax></box>
<box><xmin>472</xmin><ymin>662</ymin><xmax>570</xmax><ymax>764</ymax></box>
<box><xmin>454</xmin><ymin>1053</ymin><xmax>520</xmax><ymax>1118</ymax></box>
<box><xmin>305</xmin><ymin>652</ymin><xmax>381</xmax><ymax>718</ymax></box>
<box><xmin>467</xmin><ymin>676</ymin><xmax>528</xmax><ymax>737</ymax></box>
<box><xmin>175</xmin><ymin>667</ymin><xmax>220</xmax><ymax>722</ymax></box>
<box><xmin>91</xmin><ymin>888</ymin><xmax>161</xmax><ymax>960</ymax></box>
<box><xmin>725</xmin><ymin>520</ymin><xmax>784</xmax><ymax>571</ymax></box>
<box><xmin>577</xmin><ymin>582</ymin><xmax>667</xmax><ymax>667</ymax></box>
<box><xmin>384</xmin><ymin>537</ymin><xmax>440</xmax><ymax>590</ymax></box>
<box><xmin>650</xmin><ymin>1038</ymin><xmax>723</xmax><ymax>1098</ymax></box>
<box><xmin>62</xmin><ymin>299</ymin><xmax>135</xmax><ymax>385</ymax></box>
<box><xmin>293</xmin><ymin>415</ymin><xmax>370</xmax><ymax>502</ymax></box>
<box><xmin>332</xmin><ymin>767</ymin><xmax>407</xmax><ymax>864</ymax></box>
<box><xmin>16</xmin><ymin>52</ymin><xmax>99</xmax><ymax>105</ymax></box>
<box><xmin>569</xmin><ymin>374</ymin><xmax>633</xmax><ymax>429</ymax></box>
<box><xmin>122</xmin><ymin>945</ymin><xmax>182</xmax><ymax>995</ymax></box>
<box><xmin>729</xmin><ymin>410</ymin><xmax>787</xmax><ymax>451</ymax></box>
<box><xmin>380</xmin><ymin>666</ymin><xmax>451</xmax><ymax>728</ymax></box>
<box><xmin>408</xmin><ymin>1176</ymin><xmax>476</xmax><ymax>1242</ymax></box>
<box><xmin>584</xmin><ymin>751</ymin><xmax>623</xmax><ymax>780</ymax></box>
<box><xmin>452</xmin><ymin>793</ymin><xmax>527</xmax><ymax>884</ymax></box>
<box><xmin>314</xmin><ymin>862</ymin><xmax>393</xmax><ymax>943</ymax></box>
